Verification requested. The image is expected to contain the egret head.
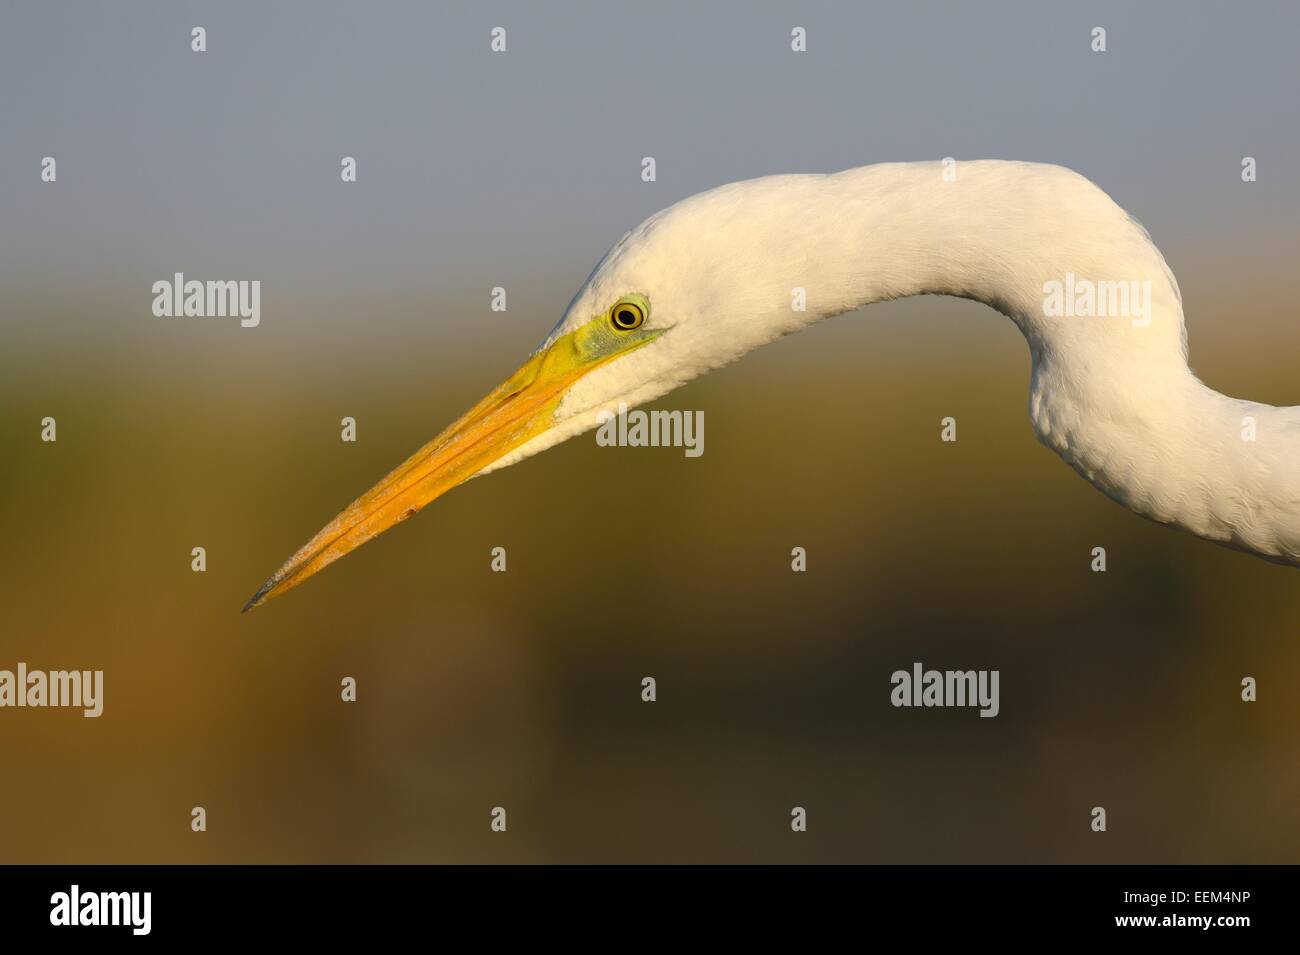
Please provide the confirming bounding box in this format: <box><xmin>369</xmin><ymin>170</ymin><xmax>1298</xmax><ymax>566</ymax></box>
<box><xmin>492</xmin><ymin>191</ymin><xmax>812</xmax><ymax>468</ymax></box>
<box><xmin>243</xmin><ymin>174</ymin><xmax>824</xmax><ymax>611</ymax></box>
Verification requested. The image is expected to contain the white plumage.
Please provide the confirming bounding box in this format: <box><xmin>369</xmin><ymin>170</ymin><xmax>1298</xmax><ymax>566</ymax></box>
<box><xmin>499</xmin><ymin>160</ymin><xmax>1300</xmax><ymax>566</ymax></box>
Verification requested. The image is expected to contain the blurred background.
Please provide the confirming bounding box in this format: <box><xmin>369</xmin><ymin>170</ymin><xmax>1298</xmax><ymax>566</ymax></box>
<box><xmin>1</xmin><ymin>1</ymin><xmax>1297</xmax><ymax>863</ymax></box>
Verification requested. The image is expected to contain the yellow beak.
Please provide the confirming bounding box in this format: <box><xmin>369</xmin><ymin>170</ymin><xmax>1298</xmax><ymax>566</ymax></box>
<box><xmin>242</xmin><ymin>319</ymin><xmax>658</xmax><ymax>612</ymax></box>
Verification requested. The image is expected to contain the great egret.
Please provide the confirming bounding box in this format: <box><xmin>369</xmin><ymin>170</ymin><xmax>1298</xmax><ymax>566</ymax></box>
<box><xmin>243</xmin><ymin>160</ymin><xmax>1299</xmax><ymax>611</ymax></box>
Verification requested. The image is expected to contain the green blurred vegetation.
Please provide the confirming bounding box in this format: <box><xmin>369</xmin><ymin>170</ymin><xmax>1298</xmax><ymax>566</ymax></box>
<box><xmin>1</xmin><ymin>285</ymin><xmax>1297</xmax><ymax>863</ymax></box>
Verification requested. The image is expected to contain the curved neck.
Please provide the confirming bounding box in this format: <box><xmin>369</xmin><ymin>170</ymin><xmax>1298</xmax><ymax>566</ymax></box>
<box><xmin>817</xmin><ymin>162</ymin><xmax>1299</xmax><ymax>564</ymax></box>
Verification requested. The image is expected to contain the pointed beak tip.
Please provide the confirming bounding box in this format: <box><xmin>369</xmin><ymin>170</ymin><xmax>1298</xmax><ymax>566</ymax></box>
<box><xmin>240</xmin><ymin>321</ymin><xmax>639</xmax><ymax>610</ymax></box>
<box><xmin>241</xmin><ymin>580</ymin><xmax>274</xmax><ymax>614</ymax></box>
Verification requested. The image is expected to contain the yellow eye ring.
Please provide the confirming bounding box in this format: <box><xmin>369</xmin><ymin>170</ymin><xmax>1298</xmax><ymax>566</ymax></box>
<box><xmin>610</xmin><ymin>301</ymin><xmax>645</xmax><ymax>331</ymax></box>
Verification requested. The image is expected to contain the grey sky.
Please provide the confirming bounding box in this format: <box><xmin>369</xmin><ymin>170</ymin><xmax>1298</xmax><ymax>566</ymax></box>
<box><xmin>3</xmin><ymin>1</ymin><xmax>1296</xmax><ymax>340</ymax></box>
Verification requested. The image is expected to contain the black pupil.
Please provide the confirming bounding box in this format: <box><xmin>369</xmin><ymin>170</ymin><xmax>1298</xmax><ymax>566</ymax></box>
<box><xmin>617</xmin><ymin>310</ymin><xmax>635</xmax><ymax>326</ymax></box>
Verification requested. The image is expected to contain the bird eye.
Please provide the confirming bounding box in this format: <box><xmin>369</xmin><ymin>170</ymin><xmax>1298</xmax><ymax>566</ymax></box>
<box><xmin>610</xmin><ymin>301</ymin><xmax>645</xmax><ymax>331</ymax></box>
